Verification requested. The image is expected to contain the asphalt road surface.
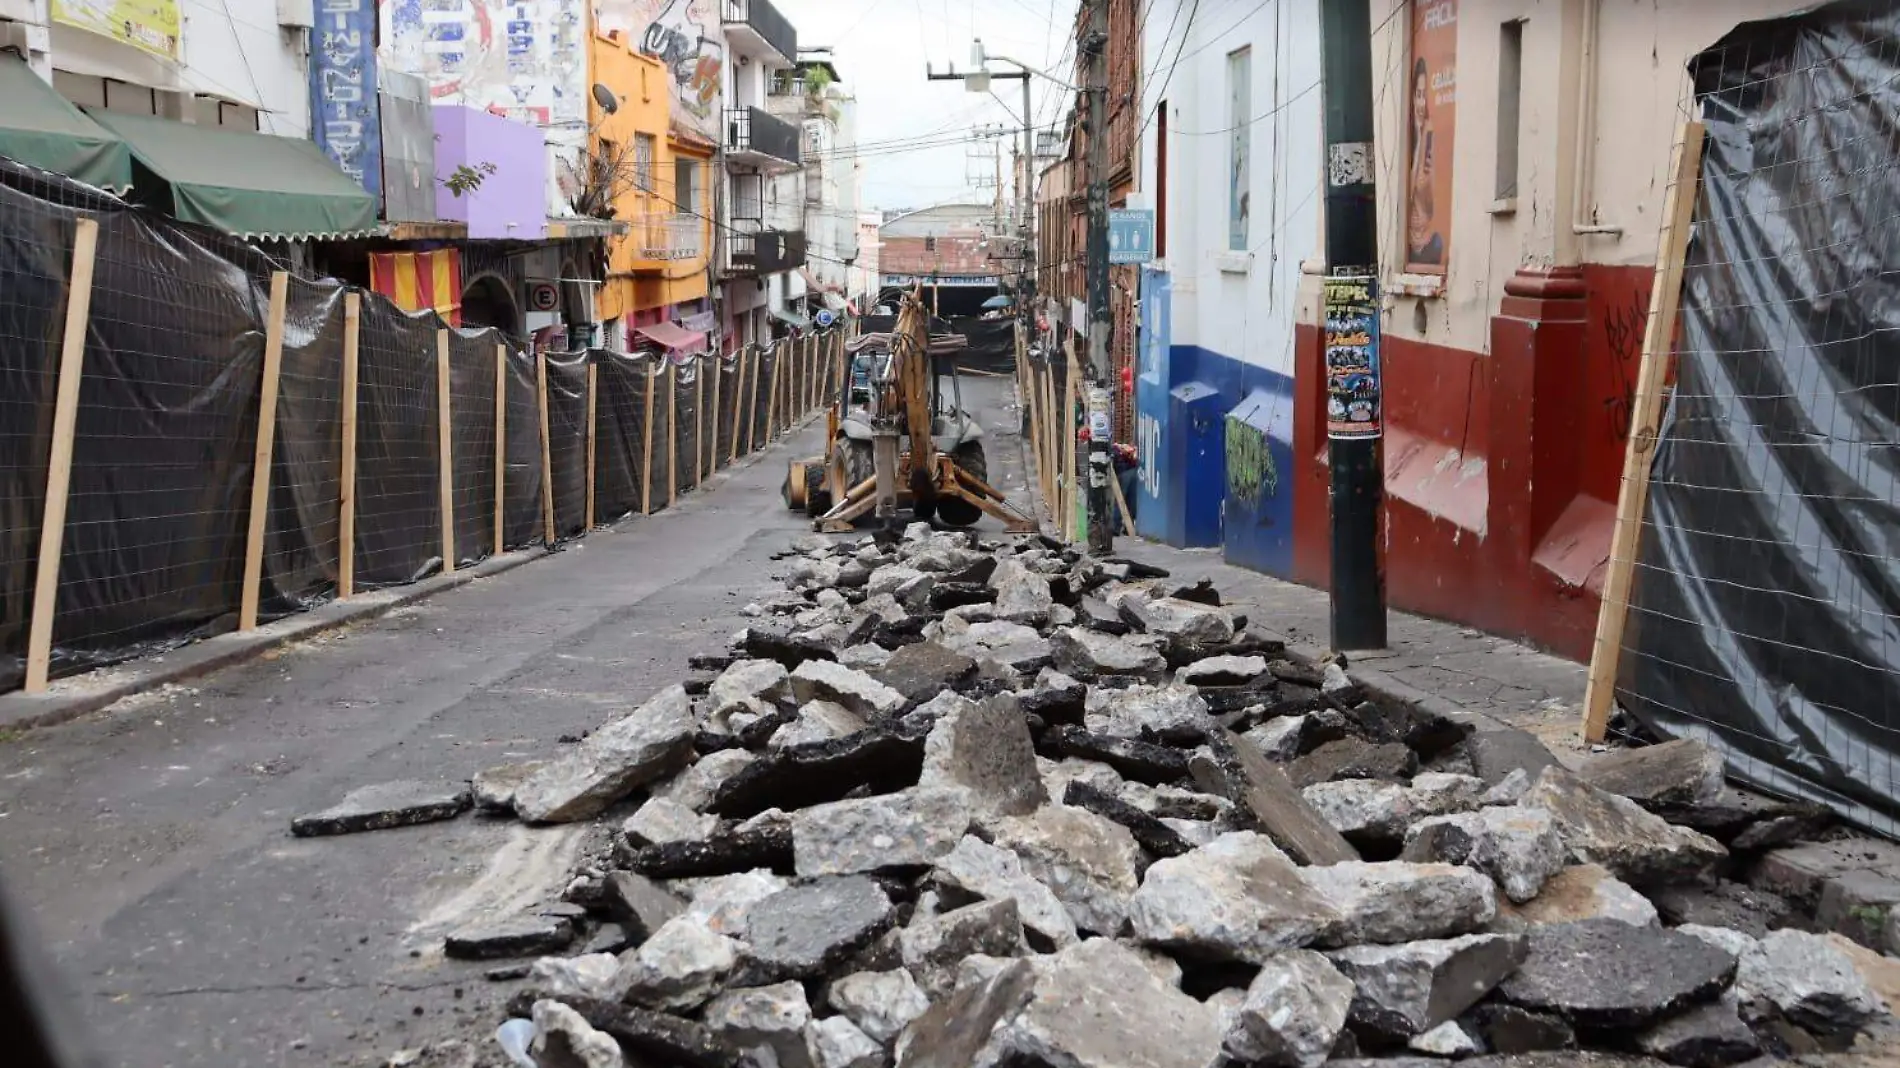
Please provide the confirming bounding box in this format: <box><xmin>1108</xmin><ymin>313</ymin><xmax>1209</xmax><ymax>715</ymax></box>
<box><xmin>0</xmin><ymin>377</ymin><xmax>1035</xmax><ymax>1066</ymax></box>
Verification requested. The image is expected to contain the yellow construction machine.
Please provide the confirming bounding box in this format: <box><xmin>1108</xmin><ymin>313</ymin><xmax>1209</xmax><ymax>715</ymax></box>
<box><xmin>784</xmin><ymin>289</ymin><xmax>1035</xmax><ymax>533</ymax></box>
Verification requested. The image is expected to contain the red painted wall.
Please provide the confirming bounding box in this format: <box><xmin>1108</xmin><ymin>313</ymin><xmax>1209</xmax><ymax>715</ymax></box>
<box><xmin>1291</xmin><ymin>266</ymin><xmax>1656</xmax><ymax>662</ymax></box>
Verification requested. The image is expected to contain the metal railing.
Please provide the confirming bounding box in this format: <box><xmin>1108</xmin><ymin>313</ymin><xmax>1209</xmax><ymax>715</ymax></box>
<box><xmin>634</xmin><ymin>214</ymin><xmax>702</xmax><ymax>262</ymax></box>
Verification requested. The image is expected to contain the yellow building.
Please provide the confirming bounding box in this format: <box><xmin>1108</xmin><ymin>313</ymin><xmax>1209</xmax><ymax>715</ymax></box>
<box><xmin>590</xmin><ymin>28</ymin><xmax>715</xmax><ymax>349</ymax></box>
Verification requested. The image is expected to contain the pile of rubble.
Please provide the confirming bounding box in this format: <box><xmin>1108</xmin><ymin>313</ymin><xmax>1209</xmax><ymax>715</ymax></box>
<box><xmin>309</xmin><ymin>525</ymin><xmax>1896</xmax><ymax>1068</ymax></box>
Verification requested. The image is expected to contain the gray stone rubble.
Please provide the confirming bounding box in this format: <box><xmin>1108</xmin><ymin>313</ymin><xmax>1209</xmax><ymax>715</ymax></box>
<box><xmin>335</xmin><ymin>529</ymin><xmax>1894</xmax><ymax>1067</ymax></box>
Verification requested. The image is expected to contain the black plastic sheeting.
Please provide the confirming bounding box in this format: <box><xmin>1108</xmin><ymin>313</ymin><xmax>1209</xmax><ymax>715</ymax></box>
<box><xmin>593</xmin><ymin>350</ymin><xmax>651</xmax><ymax>525</ymax></box>
<box><xmin>1620</xmin><ymin>0</ymin><xmax>1900</xmax><ymax>836</ymax></box>
<box><xmin>544</xmin><ymin>351</ymin><xmax>589</xmax><ymax>540</ymax></box>
<box><xmin>943</xmin><ymin>316</ymin><xmax>1020</xmax><ymax>376</ymax></box>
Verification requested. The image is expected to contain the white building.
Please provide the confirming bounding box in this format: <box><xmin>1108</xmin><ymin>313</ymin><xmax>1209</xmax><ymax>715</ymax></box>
<box><xmin>765</xmin><ymin>56</ymin><xmax>861</xmax><ymax>326</ymax></box>
<box><xmin>717</xmin><ymin>0</ymin><xmax>801</xmax><ymax>350</ymax></box>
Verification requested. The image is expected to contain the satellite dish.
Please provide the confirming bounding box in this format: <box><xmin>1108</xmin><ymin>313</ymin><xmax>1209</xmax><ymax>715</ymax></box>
<box><xmin>592</xmin><ymin>84</ymin><xmax>619</xmax><ymax>114</ymax></box>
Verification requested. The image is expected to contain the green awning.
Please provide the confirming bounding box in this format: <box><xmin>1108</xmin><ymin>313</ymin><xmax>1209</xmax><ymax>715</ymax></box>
<box><xmin>87</xmin><ymin>109</ymin><xmax>377</xmax><ymax>240</ymax></box>
<box><xmin>0</xmin><ymin>55</ymin><xmax>132</xmax><ymax>192</ymax></box>
<box><xmin>769</xmin><ymin>306</ymin><xmax>812</xmax><ymax>330</ymax></box>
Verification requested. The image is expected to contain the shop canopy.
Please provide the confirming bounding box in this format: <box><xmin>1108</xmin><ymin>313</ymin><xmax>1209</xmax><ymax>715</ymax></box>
<box><xmin>0</xmin><ymin>55</ymin><xmax>132</xmax><ymax>192</ymax></box>
<box><xmin>769</xmin><ymin>306</ymin><xmax>813</xmax><ymax>331</ymax></box>
<box><xmin>635</xmin><ymin>321</ymin><xmax>708</xmax><ymax>356</ymax></box>
<box><xmin>87</xmin><ymin>109</ymin><xmax>376</xmax><ymax>240</ymax></box>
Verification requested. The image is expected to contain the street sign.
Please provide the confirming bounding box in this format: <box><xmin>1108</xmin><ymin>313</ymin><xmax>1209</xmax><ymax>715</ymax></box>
<box><xmin>1109</xmin><ymin>209</ymin><xmax>1155</xmax><ymax>265</ymax></box>
<box><xmin>815</xmin><ymin>309</ymin><xmax>836</xmax><ymax>328</ymax></box>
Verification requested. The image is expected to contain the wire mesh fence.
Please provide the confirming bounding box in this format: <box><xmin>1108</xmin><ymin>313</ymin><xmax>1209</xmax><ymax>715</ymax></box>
<box><xmin>0</xmin><ymin>151</ymin><xmax>852</xmax><ymax>694</ymax></box>
<box><xmin>1607</xmin><ymin>3</ymin><xmax>1900</xmax><ymax>836</ymax></box>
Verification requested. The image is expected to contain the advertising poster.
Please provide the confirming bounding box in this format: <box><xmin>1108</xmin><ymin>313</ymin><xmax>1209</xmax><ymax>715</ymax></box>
<box><xmin>51</xmin><ymin>0</ymin><xmax>181</xmax><ymax>61</ymax></box>
<box><xmin>1324</xmin><ymin>274</ymin><xmax>1382</xmax><ymax>439</ymax></box>
<box><xmin>381</xmin><ymin>0</ymin><xmax>587</xmax><ymax>127</ymax></box>
<box><xmin>310</xmin><ymin>0</ymin><xmax>383</xmax><ymax>200</ymax></box>
<box><xmin>1406</xmin><ymin>0</ymin><xmax>1458</xmax><ymax>273</ymax></box>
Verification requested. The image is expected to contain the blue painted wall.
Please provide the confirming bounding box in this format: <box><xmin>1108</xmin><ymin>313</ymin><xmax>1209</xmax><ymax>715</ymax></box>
<box><xmin>1138</xmin><ymin>343</ymin><xmax>1299</xmax><ymax>577</ymax></box>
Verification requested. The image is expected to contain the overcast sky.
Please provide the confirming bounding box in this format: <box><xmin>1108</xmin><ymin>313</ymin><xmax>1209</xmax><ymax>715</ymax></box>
<box><xmin>773</xmin><ymin>0</ymin><xmax>1075</xmax><ymax>213</ymax></box>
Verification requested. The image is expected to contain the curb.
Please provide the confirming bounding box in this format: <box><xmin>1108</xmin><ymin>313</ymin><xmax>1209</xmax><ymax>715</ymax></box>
<box><xmin>0</xmin><ymin>417</ymin><xmax>829</xmax><ymax>736</ymax></box>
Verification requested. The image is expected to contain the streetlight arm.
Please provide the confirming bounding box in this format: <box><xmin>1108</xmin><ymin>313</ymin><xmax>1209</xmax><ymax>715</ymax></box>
<box><xmin>987</xmin><ymin>54</ymin><xmax>1080</xmax><ymax>93</ymax></box>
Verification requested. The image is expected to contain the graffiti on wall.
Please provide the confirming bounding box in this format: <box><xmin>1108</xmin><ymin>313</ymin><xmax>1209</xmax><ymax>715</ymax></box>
<box><xmin>1600</xmin><ymin>285</ymin><xmax>1649</xmax><ymax>444</ymax></box>
<box><xmin>596</xmin><ymin>0</ymin><xmax>725</xmax><ymax>140</ymax></box>
<box><xmin>1225</xmin><ymin>416</ymin><xmax>1279</xmax><ymax>508</ymax></box>
<box><xmin>381</xmin><ymin>0</ymin><xmax>588</xmax><ymax>126</ymax></box>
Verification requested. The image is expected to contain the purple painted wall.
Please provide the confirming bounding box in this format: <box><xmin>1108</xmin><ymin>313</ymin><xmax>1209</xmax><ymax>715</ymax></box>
<box><xmin>432</xmin><ymin>105</ymin><xmax>547</xmax><ymax>240</ymax></box>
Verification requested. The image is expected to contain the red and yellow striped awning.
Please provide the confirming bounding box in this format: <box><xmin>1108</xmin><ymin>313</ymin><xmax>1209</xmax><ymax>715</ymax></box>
<box><xmin>370</xmin><ymin>249</ymin><xmax>463</xmax><ymax>326</ymax></box>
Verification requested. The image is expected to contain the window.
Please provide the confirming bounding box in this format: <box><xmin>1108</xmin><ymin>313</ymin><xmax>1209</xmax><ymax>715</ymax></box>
<box><xmin>675</xmin><ymin>158</ymin><xmax>698</xmax><ymax>216</ymax></box>
<box><xmin>1496</xmin><ymin>19</ymin><xmax>1523</xmax><ymax>201</ymax></box>
<box><xmin>1226</xmin><ymin>47</ymin><xmax>1251</xmax><ymax>252</ymax></box>
<box><xmin>924</xmin><ymin>236</ymin><xmax>937</xmax><ymax>252</ymax></box>
<box><xmin>634</xmin><ymin>134</ymin><xmax>655</xmax><ymax>192</ymax></box>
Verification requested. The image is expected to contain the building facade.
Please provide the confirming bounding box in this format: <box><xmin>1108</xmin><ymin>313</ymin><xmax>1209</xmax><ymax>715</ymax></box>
<box><xmin>715</xmin><ymin>0</ymin><xmax>802</xmax><ymax>352</ymax></box>
<box><xmin>880</xmin><ymin>203</ymin><xmax>1007</xmax><ymax>317</ymax></box>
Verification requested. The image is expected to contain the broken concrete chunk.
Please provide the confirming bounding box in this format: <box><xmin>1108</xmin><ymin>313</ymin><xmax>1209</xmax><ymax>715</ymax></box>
<box><xmin>1288</xmin><ymin>738</ymin><xmax>1420</xmax><ymax>788</ymax></box>
<box><xmin>521</xmin><ymin>994</ymin><xmax>748</xmax><ymax>1068</ymax></box>
<box><xmin>513</xmin><ymin>686</ymin><xmax>697</xmax><ymax>823</ymax></box>
<box><xmin>742</xmin><ymin>877</ymin><xmax>896</xmax><ymax>983</ymax></box>
<box><xmin>1303</xmin><ymin>778</ymin><xmax>1478</xmax><ymax>847</ymax></box>
<box><xmin>531</xmin><ymin>999</ymin><xmax>626</xmax><ymax>1068</ymax></box>
<box><xmin>791</xmin><ymin>660</ymin><xmax>908</xmax><ymax>719</ymax></box>
<box><xmin>1470</xmin><ymin>1003</ymin><xmax>1576</xmax><ymax>1055</ymax></box>
<box><xmin>936</xmin><ymin>619</ymin><xmax>1053</xmax><ymax>672</ymax></box>
<box><xmin>1496</xmin><ymin>918</ymin><xmax>1738</xmax><ymax>1029</ymax></box>
<box><xmin>989</xmin><ymin>558</ymin><xmax>1055</xmax><ymax>624</ymax></box>
<box><xmin>992</xmin><ymin>804</ymin><xmax>1143</xmax><ymax>935</ymax></box>
<box><xmin>623</xmin><ymin>821</ymin><xmax>792</xmax><ymax>879</ymax></box>
<box><xmin>622</xmin><ymin>796</ymin><xmax>718</xmax><ymax>848</ymax></box>
<box><xmin>1192</xmin><ymin>731</ymin><xmax>1359</xmax><ymax>866</ymax></box>
<box><xmin>1483</xmin><ymin>768</ymin><xmax>1534</xmax><ymax>807</ymax></box>
<box><xmin>1526</xmin><ymin>767</ymin><xmax>1726</xmax><ymax>885</ymax></box>
<box><xmin>710</xmin><ymin>658</ymin><xmax>794</xmax><ymax>719</ymax></box>
<box><xmin>1409</xmin><ymin>1020</ymin><xmax>1483</xmax><ymax>1057</ymax></box>
<box><xmin>1635</xmin><ymin>1002</ymin><xmax>1759</xmax><ymax>1068</ymax></box>
<box><xmin>1649</xmin><ymin>880</ymin><xmax>1796</xmax><ymax>939</ymax></box>
<box><xmin>872</xmin><ymin>641</ymin><xmax>978</xmax><ymax>706</ymax></box>
<box><xmin>1129</xmin><ymin>831</ymin><xmax>1339</xmax><ymax>964</ymax></box>
<box><xmin>919</xmin><ymin>695</ymin><xmax>1046</xmax><ymax>819</ymax></box>
<box><xmin>1040</xmin><ymin>754</ymin><xmax>1124</xmax><ymax>798</ymax></box>
<box><xmin>838</xmin><ymin>643</ymin><xmax>894</xmax><ymax>670</ymax></box>
<box><xmin>604</xmin><ymin>870</ymin><xmax>688</xmax><ymax>941</ymax></box>
<box><xmin>472</xmin><ymin>763</ymin><xmax>545</xmax><ymax>814</ymax></box>
<box><xmin>770</xmin><ymin>701</ymin><xmax>869</xmax><ymax>749</ymax></box>
<box><xmin>738</xmin><ymin>627</ymin><xmax>839</xmax><ymax>671</ymax></box>
<box><xmin>1121</xmin><ymin>781</ymin><xmax>1231</xmax><ymax>821</ymax></box>
<box><xmin>1245</xmin><ymin>715</ymin><xmax>1310</xmax><ymax>762</ymax></box>
<box><xmin>893</xmin><ymin>959</ymin><xmax>1037</xmax><ymax>1068</ymax></box>
<box><xmin>1063</xmin><ymin>780</ymin><xmax>1196</xmax><ymax>860</ymax></box>
<box><xmin>986</xmin><ymin>937</ymin><xmax>1225</xmax><ymax>1068</ymax></box>
<box><xmin>677</xmin><ymin>870</ymin><xmax>788</xmax><ymax>940</ymax></box>
<box><xmin>900</xmin><ymin>898</ymin><xmax>1027</xmax><ymax>995</ymax></box>
<box><xmin>529</xmin><ymin>953</ymin><xmax>625</xmax><ymax>1002</ymax></box>
<box><xmin>930</xmin><ymin>835</ymin><xmax>1078</xmax><ymax>948</ymax></box>
<box><xmin>1505</xmin><ymin>863</ymin><xmax>1659</xmax><ymax>928</ymax></box>
<box><xmin>615</xmin><ymin>915</ymin><xmax>741</xmax><ymax>1011</ymax></box>
<box><xmin>1327</xmin><ymin>933</ymin><xmax>1528</xmax><ymax>1037</ymax></box>
<box><xmin>828</xmin><ymin>968</ymin><xmax>933</xmax><ymax>1045</ymax></box>
<box><xmin>1125</xmin><ymin>596</ymin><xmax>1236</xmax><ymax>645</ymax></box>
<box><xmin>1579</xmin><ymin>739</ymin><xmax>1726</xmax><ymax>808</ymax></box>
<box><xmin>1223</xmin><ymin>949</ymin><xmax>1356</xmax><ymax>1068</ymax></box>
<box><xmin>702</xmin><ymin>981</ymin><xmax>813</xmax><ymax>1068</ymax></box>
<box><xmin>1303</xmin><ymin>861</ymin><xmax>1498</xmax><ymax>946</ymax></box>
<box><xmin>1465</xmin><ymin>727</ymin><xmax>1562</xmax><ymax>787</ymax></box>
<box><xmin>1045</xmin><ymin>726</ymin><xmax>1191</xmax><ymax>785</ymax></box>
<box><xmin>1084</xmin><ymin>683</ymin><xmax>1214</xmax><ymax>743</ymax></box>
<box><xmin>807</xmin><ymin>1016</ymin><xmax>883</xmax><ymax>1068</ymax></box>
<box><xmin>1743</xmin><ymin>928</ymin><xmax>1883</xmax><ymax>1038</ymax></box>
<box><xmin>707</xmin><ymin>727</ymin><xmax>927</xmax><ymax>818</ymax></box>
<box><xmin>660</xmin><ymin>749</ymin><xmax>758</xmax><ymax>813</ymax></box>
<box><xmin>290</xmin><ymin>780</ymin><xmax>472</xmax><ymax>837</ymax></box>
<box><xmin>1178</xmin><ymin>654</ymin><xmax>1270</xmax><ymax>688</ymax></box>
<box><xmin>444</xmin><ymin>915</ymin><xmax>574</xmax><ymax>960</ymax></box>
<box><xmin>792</xmin><ymin>787</ymin><xmax>973</xmax><ymax>877</ymax></box>
<box><xmin>1052</xmin><ymin>626</ymin><xmax>1168</xmax><ymax>679</ymax></box>
<box><xmin>1402</xmin><ymin>806</ymin><xmax>1568</xmax><ymax>904</ymax></box>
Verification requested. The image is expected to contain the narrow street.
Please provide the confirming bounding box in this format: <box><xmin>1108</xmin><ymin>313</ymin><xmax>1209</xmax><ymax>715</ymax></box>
<box><xmin>0</xmin><ymin>378</ymin><xmax>1031</xmax><ymax>1067</ymax></box>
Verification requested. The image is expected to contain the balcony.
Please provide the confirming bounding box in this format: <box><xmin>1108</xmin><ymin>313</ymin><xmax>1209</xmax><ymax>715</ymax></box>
<box><xmin>722</xmin><ymin>0</ymin><xmax>796</xmax><ymax>66</ymax></box>
<box><xmin>729</xmin><ymin>227</ymin><xmax>806</xmax><ymax>276</ymax></box>
<box><xmin>633</xmin><ymin>213</ymin><xmax>702</xmax><ymax>263</ymax></box>
<box><xmin>724</xmin><ymin>106</ymin><xmax>800</xmax><ymax>171</ymax></box>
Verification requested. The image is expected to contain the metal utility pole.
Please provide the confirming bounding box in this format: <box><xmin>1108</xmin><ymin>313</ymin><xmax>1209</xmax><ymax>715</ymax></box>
<box><xmin>1319</xmin><ymin>0</ymin><xmax>1388</xmax><ymax>649</ymax></box>
<box><xmin>1081</xmin><ymin>0</ymin><xmax>1113</xmax><ymax>553</ymax></box>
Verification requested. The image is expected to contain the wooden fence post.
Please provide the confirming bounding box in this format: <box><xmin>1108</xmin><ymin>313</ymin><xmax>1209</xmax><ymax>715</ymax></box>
<box><xmin>584</xmin><ymin>358</ymin><xmax>598</xmax><ymax>530</ymax></box>
<box><xmin>667</xmin><ymin>358</ymin><xmax>679</xmax><ymax>507</ymax></box>
<box><xmin>436</xmin><ymin>329</ymin><xmax>455</xmax><ymax>575</ymax></box>
<box><xmin>641</xmin><ymin>354</ymin><xmax>657</xmax><ymax>515</ymax></box>
<box><xmin>492</xmin><ymin>343</ymin><xmax>506</xmax><ymax>556</ymax></box>
<box><xmin>239</xmin><ymin>271</ymin><xmax>291</xmax><ymax>631</ymax></box>
<box><xmin>694</xmin><ymin>357</ymin><xmax>706</xmax><ymax>486</ymax></box>
<box><xmin>710</xmin><ymin>352</ymin><xmax>723</xmax><ymax>472</ymax></box>
<box><xmin>1582</xmin><ymin>121</ymin><xmax>1707</xmax><ymax>743</ymax></box>
<box><xmin>730</xmin><ymin>346</ymin><xmax>748</xmax><ymax>463</ymax></box>
<box><xmin>537</xmin><ymin>350</ymin><xmax>555</xmax><ymax>546</ymax></box>
<box><xmin>23</xmin><ymin>217</ymin><xmax>100</xmax><ymax>692</ymax></box>
<box><xmin>745</xmin><ymin>346</ymin><xmax>762</xmax><ymax>454</ymax></box>
<box><xmin>338</xmin><ymin>292</ymin><xmax>361</xmax><ymax>599</ymax></box>
<box><xmin>764</xmin><ymin>343</ymin><xmax>783</xmax><ymax>441</ymax></box>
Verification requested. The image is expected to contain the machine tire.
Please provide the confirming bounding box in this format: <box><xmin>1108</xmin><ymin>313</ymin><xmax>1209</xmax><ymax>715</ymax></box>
<box><xmin>938</xmin><ymin>442</ymin><xmax>987</xmax><ymax>528</ymax></box>
<box><xmin>803</xmin><ymin>464</ymin><xmax>830</xmax><ymax>518</ymax></box>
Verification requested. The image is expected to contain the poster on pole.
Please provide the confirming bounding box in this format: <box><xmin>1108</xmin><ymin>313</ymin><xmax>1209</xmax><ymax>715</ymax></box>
<box><xmin>1405</xmin><ymin>0</ymin><xmax>1458</xmax><ymax>273</ymax></box>
<box><xmin>51</xmin><ymin>1</ymin><xmax>181</xmax><ymax>62</ymax></box>
<box><xmin>1324</xmin><ymin>274</ymin><xmax>1382</xmax><ymax>439</ymax></box>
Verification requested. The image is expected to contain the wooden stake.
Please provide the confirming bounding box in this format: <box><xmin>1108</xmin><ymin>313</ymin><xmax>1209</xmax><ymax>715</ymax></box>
<box><xmin>436</xmin><ymin>329</ymin><xmax>455</xmax><ymax>575</ymax></box>
<box><xmin>1582</xmin><ymin>121</ymin><xmax>1707</xmax><ymax>743</ymax></box>
<box><xmin>338</xmin><ymin>293</ymin><xmax>361</xmax><ymax>599</ymax></box>
<box><xmin>23</xmin><ymin>216</ymin><xmax>99</xmax><ymax>692</ymax></box>
<box><xmin>640</xmin><ymin>354</ymin><xmax>657</xmax><ymax>515</ymax></box>
<box><xmin>710</xmin><ymin>352</ymin><xmax>723</xmax><ymax>472</ymax></box>
<box><xmin>694</xmin><ymin>357</ymin><xmax>706</xmax><ymax>485</ymax></box>
<box><xmin>239</xmin><ymin>270</ymin><xmax>290</xmax><ymax>632</ymax></box>
<box><xmin>730</xmin><ymin>346</ymin><xmax>749</xmax><ymax>462</ymax></box>
<box><xmin>537</xmin><ymin>350</ymin><xmax>555</xmax><ymax>547</ymax></box>
<box><xmin>666</xmin><ymin>359</ymin><xmax>678</xmax><ymax>507</ymax></box>
<box><xmin>492</xmin><ymin>343</ymin><xmax>506</xmax><ymax>556</ymax></box>
<box><xmin>585</xmin><ymin>360</ymin><xmax>598</xmax><ymax>530</ymax></box>
<box><xmin>745</xmin><ymin>346</ymin><xmax>762</xmax><ymax>454</ymax></box>
<box><xmin>764</xmin><ymin>344</ymin><xmax>783</xmax><ymax>441</ymax></box>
